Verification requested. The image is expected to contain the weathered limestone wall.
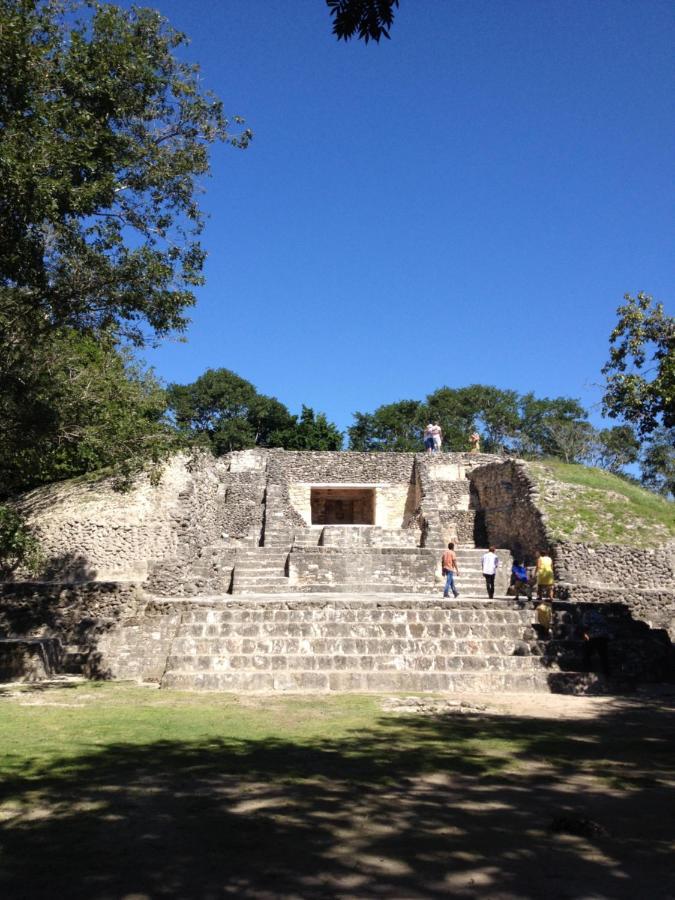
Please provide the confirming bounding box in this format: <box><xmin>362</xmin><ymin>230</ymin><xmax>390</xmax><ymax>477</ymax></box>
<box><xmin>469</xmin><ymin>458</ymin><xmax>675</xmax><ymax>638</ymax></box>
<box><xmin>95</xmin><ymin>601</ymin><xmax>183</xmax><ymax>681</ymax></box>
<box><xmin>287</xmin><ymin>485</ymin><xmax>312</xmax><ymax>523</ymax></box>
<box><xmin>15</xmin><ymin>460</ymin><xmax>190</xmax><ymax>581</ymax></box>
<box><xmin>554</xmin><ymin>542</ymin><xmax>675</xmax><ymax>591</ymax></box>
<box><xmin>288</xmin><ymin>547</ymin><xmax>436</xmax><ymax>592</ymax></box>
<box><xmin>11</xmin><ymin>452</ymin><xmax>268</xmax><ymax>594</ymax></box>
<box><xmin>288</xmin><ymin>485</ymin><xmax>409</xmax><ymax>527</ymax></box>
<box><xmin>316</xmin><ymin>526</ymin><xmax>420</xmax><ymax>548</ymax></box>
<box><xmin>0</xmin><ymin>638</ymin><xmax>64</xmax><ymax>682</ymax></box>
<box><xmin>13</xmin><ymin>453</ymin><xmax>233</xmax><ymax>582</ymax></box>
<box><xmin>267</xmin><ymin>450</ymin><xmax>416</xmax><ymax>484</ymax></box>
<box><xmin>0</xmin><ymin>581</ymin><xmax>187</xmax><ymax>681</ymax></box>
<box><xmin>554</xmin><ymin>585</ymin><xmax>675</xmax><ymax>638</ymax></box>
<box><xmin>272</xmin><ymin>451</ymin><xmax>418</xmax><ymax>531</ymax></box>
<box><xmin>469</xmin><ymin>459</ymin><xmax>548</xmax><ymax>561</ymax></box>
<box><xmin>0</xmin><ymin>581</ymin><xmax>144</xmax><ymax>635</ymax></box>
<box><xmin>554</xmin><ymin>543</ymin><xmax>675</xmax><ymax>637</ymax></box>
<box><xmin>8</xmin><ymin>450</ymin><xmax>493</xmax><ymax>591</ymax></box>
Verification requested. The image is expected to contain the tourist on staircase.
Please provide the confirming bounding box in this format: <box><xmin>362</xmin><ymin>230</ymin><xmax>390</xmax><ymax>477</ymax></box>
<box><xmin>441</xmin><ymin>542</ymin><xmax>460</xmax><ymax>599</ymax></box>
<box><xmin>511</xmin><ymin>559</ymin><xmax>532</xmax><ymax>601</ymax></box>
<box><xmin>535</xmin><ymin>550</ymin><xmax>555</xmax><ymax>600</ymax></box>
<box><xmin>481</xmin><ymin>546</ymin><xmax>500</xmax><ymax>599</ymax></box>
<box><xmin>534</xmin><ymin>598</ymin><xmax>553</xmax><ymax>640</ymax></box>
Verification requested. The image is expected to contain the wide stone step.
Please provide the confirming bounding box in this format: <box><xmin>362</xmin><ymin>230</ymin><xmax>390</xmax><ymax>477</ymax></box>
<box><xmin>164</xmin><ymin>653</ymin><xmax>540</xmax><ymax>673</ymax></box>
<box><xmin>289</xmin><ymin>583</ymin><xmax>434</xmax><ymax>594</ymax></box>
<box><xmin>236</xmin><ymin>549</ymin><xmax>289</xmax><ymax>557</ymax></box>
<box><xmin>232</xmin><ymin>585</ymin><xmax>292</xmax><ymax>595</ymax></box>
<box><xmin>233</xmin><ymin>570</ymin><xmax>288</xmax><ymax>579</ymax></box>
<box><xmin>455</xmin><ymin>577</ymin><xmax>491</xmax><ymax>585</ymax></box>
<box><xmin>170</xmin><ymin>636</ymin><xmax>524</xmax><ymax>655</ymax></box>
<box><xmin>234</xmin><ymin>553</ymin><xmax>288</xmax><ymax>568</ymax></box>
<box><xmin>178</xmin><ymin>606</ymin><xmax>534</xmax><ymax>620</ymax></box>
<box><xmin>178</xmin><ymin>623</ymin><xmax>529</xmax><ymax>642</ymax></box>
<box><xmin>161</xmin><ymin>669</ymin><xmax>552</xmax><ymax>693</ymax></box>
<box><xmin>176</xmin><ymin>607</ymin><xmax>532</xmax><ymax>625</ymax></box>
<box><xmin>177</xmin><ymin>614</ymin><xmax>533</xmax><ymax>630</ymax></box>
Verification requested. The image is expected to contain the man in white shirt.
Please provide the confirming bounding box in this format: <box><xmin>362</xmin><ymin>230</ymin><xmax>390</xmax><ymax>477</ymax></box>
<box><xmin>481</xmin><ymin>546</ymin><xmax>500</xmax><ymax>599</ymax></box>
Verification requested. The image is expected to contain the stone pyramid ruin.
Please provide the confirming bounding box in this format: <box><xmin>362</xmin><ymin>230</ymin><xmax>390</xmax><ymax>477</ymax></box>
<box><xmin>1</xmin><ymin>450</ymin><xmax>673</xmax><ymax>691</ymax></box>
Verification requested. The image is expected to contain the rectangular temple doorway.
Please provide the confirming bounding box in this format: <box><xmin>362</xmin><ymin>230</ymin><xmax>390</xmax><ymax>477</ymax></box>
<box><xmin>310</xmin><ymin>488</ymin><xmax>375</xmax><ymax>525</ymax></box>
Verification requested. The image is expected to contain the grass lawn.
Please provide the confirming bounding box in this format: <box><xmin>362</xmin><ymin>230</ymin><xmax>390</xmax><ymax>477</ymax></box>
<box><xmin>1</xmin><ymin>681</ymin><xmax>674</xmax><ymax>899</ymax></box>
<box><xmin>528</xmin><ymin>460</ymin><xmax>674</xmax><ymax>547</ymax></box>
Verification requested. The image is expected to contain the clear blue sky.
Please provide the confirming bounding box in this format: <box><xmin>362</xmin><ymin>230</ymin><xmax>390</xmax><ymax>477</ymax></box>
<box><xmin>140</xmin><ymin>0</ymin><xmax>674</xmax><ymax>433</ymax></box>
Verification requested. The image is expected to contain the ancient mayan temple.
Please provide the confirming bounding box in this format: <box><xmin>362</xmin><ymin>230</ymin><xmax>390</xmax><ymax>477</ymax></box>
<box><xmin>1</xmin><ymin>450</ymin><xmax>673</xmax><ymax>691</ymax></box>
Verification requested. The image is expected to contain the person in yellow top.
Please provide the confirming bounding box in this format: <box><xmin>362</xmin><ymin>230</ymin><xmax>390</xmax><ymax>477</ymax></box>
<box><xmin>534</xmin><ymin>599</ymin><xmax>553</xmax><ymax>640</ymax></box>
<box><xmin>535</xmin><ymin>550</ymin><xmax>555</xmax><ymax>600</ymax></box>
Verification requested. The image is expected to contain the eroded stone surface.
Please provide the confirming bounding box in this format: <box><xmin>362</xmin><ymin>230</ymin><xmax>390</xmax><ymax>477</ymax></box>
<box><xmin>2</xmin><ymin>449</ymin><xmax>673</xmax><ymax>687</ymax></box>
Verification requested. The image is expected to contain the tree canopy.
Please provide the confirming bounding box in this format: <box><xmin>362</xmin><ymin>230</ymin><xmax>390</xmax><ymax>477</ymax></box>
<box><xmin>601</xmin><ymin>293</ymin><xmax>674</xmax><ymax>437</ymax></box>
<box><xmin>272</xmin><ymin>406</ymin><xmax>344</xmax><ymax>451</ymax></box>
<box><xmin>0</xmin><ymin>0</ymin><xmax>249</xmax><ymax>496</ymax></box>
<box><xmin>0</xmin><ymin>504</ymin><xmax>43</xmax><ymax>576</ymax></box>
<box><xmin>591</xmin><ymin>426</ymin><xmax>640</xmax><ymax>474</ymax></box>
<box><xmin>0</xmin><ymin>327</ymin><xmax>172</xmax><ymax>497</ymax></box>
<box><xmin>167</xmin><ymin>369</ymin><xmax>343</xmax><ymax>453</ymax></box>
<box><xmin>0</xmin><ymin>0</ymin><xmax>250</xmax><ymax>345</ymax></box>
<box><xmin>348</xmin><ymin>386</ymin><xmax>592</xmax><ymax>460</ymax></box>
<box><xmin>327</xmin><ymin>0</ymin><xmax>399</xmax><ymax>43</ymax></box>
<box><xmin>348</xmin><ymin>401</ymin><xmax>423</xmax><ymax>452</ymax></box>
<box><xmin>640</xmin><ymin>428</ymin><xmax>675</xmax><ymax>498</ymax></box>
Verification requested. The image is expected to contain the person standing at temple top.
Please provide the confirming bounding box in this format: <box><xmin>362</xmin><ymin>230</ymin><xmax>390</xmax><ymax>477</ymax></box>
<box><xmin>432</xmin><ymin>422</ymin><xmax>442</xmax><ymax>452</ymax></box>
<box><xmin>423</xmin><ymin>423</ymin><xmax>435</xmax><ymax>453</ymax></box>
<box><xmin>535</xmin><ymin>550</ymin><xmax>555</xmax><ymax>600</ymax></box>
<box><xmin>441</xmin><ymin>542</ymin><xmax>460</xmax><ymax>599</ymax></box>
<box><xmin>481</xmin><ymin>546</ymin><xmax>500</xmax><ymax>599</ymax></box>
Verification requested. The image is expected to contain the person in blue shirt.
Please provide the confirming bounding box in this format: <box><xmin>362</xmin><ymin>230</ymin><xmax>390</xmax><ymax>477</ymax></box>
<box><xmin>511</xmin><ymin>559</ymin><xmax>532</xmax><ymax>601</ymax></box>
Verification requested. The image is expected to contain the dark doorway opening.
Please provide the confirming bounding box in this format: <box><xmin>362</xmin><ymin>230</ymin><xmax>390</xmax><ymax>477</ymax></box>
<box><xmin>310</xmin><ymin>488</ymin><xmax>375</xmax><ymax>525</ymax></box>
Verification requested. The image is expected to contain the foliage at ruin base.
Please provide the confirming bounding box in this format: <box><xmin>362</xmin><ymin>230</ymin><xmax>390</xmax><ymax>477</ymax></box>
<box><xmin>0</xmin><ymin>505</ymin><xmax>43</xmax><ymax>576</ymax></box>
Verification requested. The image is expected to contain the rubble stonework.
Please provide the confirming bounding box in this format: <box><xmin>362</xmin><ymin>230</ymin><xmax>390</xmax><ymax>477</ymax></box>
<box><xmin>554</xmin><ymin>542</ymin><xmax>675</xmax><ymax>635</ymax></box>
<box><xmin>469</xmin><ymin>459</ymin><xmax>549</xmax><ymax>561</ymax></box>
<box><xmin>1</xmin><ymin>449</ymin><xmax>673</xmax><ymax>686</ymax></box>
<box><xmin>554</xmin><ymin>541</ymin><xmax>675</xmax><ymax>591</ymax></box>
<box><xmin>12</xmin><ymin>450</ymin><xmax>486</xmax><ymax>590</ymax></box>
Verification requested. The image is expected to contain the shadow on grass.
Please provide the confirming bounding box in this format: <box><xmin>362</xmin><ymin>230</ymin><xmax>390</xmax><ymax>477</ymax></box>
<box><xmin>1</xmin><ymin>698</ymin><xmax>674</xmax><ymax>899</ymax></box>
<box><xmin>0</xmin><ymin>678</ymin><xmax>89</xmax><ymax>698</ymax></box>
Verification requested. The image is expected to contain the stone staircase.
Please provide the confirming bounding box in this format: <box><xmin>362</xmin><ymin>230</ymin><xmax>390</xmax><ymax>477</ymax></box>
<box><xmin>160</xmin><ymin>598</ymin><xmax>558</xmax><ymax>692</ymax></box>
<box><xmin>228</xmin><ymin>543</ymin><xmax>513</xmax><ymax>597</ymax></box>
<box><xmin>453</xmin><ymin>547</ymin><xmax>513</xmax><ymax>598</ymax></box>
<box><xmin>231</xmin><ymin>548</ymin><xmax>291</xmax><ymax>595</ymax></box>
